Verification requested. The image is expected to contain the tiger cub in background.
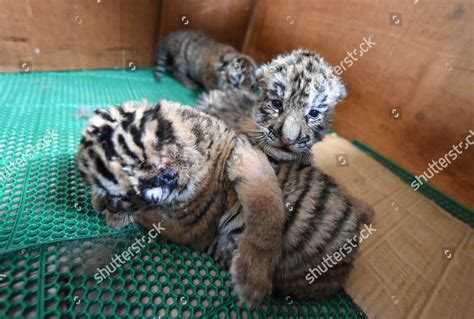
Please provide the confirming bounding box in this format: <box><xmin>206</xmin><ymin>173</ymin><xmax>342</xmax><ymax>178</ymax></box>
<box><xmin>154</xmin><ymin>30</ymin><xmax>256</xmax><ymax>91</ymax></box>
<box><xmin>77</xmin><ymin>100</ymin><xmax>285</xmax><ymax>306</ymax></box>
<box><xmin>199</xmin><ymin>49</ymin><xmax>374</xmax><ymax>300</ymax></box>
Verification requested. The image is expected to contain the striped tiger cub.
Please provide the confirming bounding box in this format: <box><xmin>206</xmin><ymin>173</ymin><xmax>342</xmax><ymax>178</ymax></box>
<box><xmin>77</xmin><ymin>100</ymin><xmax>285</xmax><ymax>306</ymax></box>
<box><xmin>199</xmin><ymin>50</ymin><xmax>374</xmax><ymax>300</ymax></box>
<box><xmin>154</xmin><ymin>30</ymin><xmax>256</xmax><ymax>91</ymax></box>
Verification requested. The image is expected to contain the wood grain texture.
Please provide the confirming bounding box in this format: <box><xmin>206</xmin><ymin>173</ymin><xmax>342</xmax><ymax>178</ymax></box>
<box><xmin>157</xmin><ymin>0</ymin><xmax>257</xmax><ymax>50</ymax></box>
<box><xmin>243</xmin><ymin>0</ymin><xmax>474</xmax><ymax>208</ymax></box>
<box><xmin>0</xmin><ymin>0</ymin><xmax>160</xmax><ymax>72</ymax></box>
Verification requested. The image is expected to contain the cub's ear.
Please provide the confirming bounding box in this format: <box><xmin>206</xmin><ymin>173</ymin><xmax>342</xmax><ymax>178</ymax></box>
<box><xmin>338</xmin><ymin>83</ymin><xmax>348</xmax><ymax>103</ymax></box>
<box><xmin>255</xmin><ymin>63</ymin><xmax>267</xmax><ymax>80</ymax></box>
<box><xmin>255</xmin><ymin>64</ymin><xmax>270</xmax><ymax>92</ymax></box>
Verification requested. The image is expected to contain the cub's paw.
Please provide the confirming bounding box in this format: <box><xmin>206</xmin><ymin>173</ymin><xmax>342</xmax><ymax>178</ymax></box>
<box><xmin>104</xmin><ymin>210</ymin><xmax>133</xmax><ymax>229</ymax></box>
<box><xmin>230</xmin><ymin>246</ymin><xmax>273</xmax><ymax>307</ymax></box>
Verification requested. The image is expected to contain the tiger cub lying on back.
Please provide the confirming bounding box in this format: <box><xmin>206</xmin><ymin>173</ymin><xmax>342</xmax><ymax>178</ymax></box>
<box><xmin>154</xmin><ymin>30</ymin><xmax>256</xmax><ymax>91</ymax></box>
<box><xmin>199</xmin><ymin>49</ymin><xmax>374</xmax><ymax>299</ymax></box>
<box><xmin>77</xmin><ymin>100</ymin><xmax>285</xmax><ymax>306</ymax></box>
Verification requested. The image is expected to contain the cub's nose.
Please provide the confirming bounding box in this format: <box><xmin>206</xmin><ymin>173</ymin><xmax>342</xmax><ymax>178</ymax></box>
<box><xmin>280</xmin><ymin>137</ymin><xmax>296</xmax><ymax>146</ymax></box>
<box><xmin>158</xmin><ymin>172</ymin><xmax>178</xmax><ymax>189</ymax></box>
<box><xmin>144</xmin><ymin>171</ymin><xmax>178</xmax><ymax>190</ymax></box>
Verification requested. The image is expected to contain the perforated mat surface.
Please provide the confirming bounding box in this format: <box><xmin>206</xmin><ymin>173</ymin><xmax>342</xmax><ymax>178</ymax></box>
<box><xmin>0</xmin><ymin>69</ymin><xmax>366</xmax><ymax>318</ymax></box>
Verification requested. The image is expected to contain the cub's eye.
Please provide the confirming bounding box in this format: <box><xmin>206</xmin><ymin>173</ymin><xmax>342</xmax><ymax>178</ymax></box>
<box><xmin>139</xmin><ymin>162</ymin><xmax>153</xmax><ymax>170</ymax></box>
<box><xmin>308</xmin><ymin>110</ymin><xmax>320</xmax><ymax>118</ymax></box>
<box><xmin>270</xmin><ymin>100</ymin><xmax>283</xmax><ymax>111</ymax></box>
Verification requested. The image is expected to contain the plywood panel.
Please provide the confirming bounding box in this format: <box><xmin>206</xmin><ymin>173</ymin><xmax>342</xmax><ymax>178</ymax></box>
<box><xmin>0</xmin><ymin>0</ymin><xmax>160</xmax><ymax>72</ymax></box>
<box><xmin>243</xmin><ymin>0</ymin><xmax>474</xmax><ymax>208</ymax></box>
<box><xmin>157</xmin><ymin>0</ymin><xmax>256</xmax><ymax>50</ymax></box>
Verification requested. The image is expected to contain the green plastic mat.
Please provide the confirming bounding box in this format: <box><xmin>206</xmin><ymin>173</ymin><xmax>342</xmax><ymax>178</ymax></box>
<box><xmin>0</xmin><ymin>69</ymin><xmax>366</xmax><ymax>318</ymax></box>
<box><xmin>353</xmin><ymin>140</ymin><xmax>473</xmax><ymax>227</ymax></box>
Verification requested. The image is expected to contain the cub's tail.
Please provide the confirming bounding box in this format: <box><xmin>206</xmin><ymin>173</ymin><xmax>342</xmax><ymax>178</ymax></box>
<box><xmin>154</xmin><ymin>36</ymin><xmax>171</xmax><ymax>81</ymax></box>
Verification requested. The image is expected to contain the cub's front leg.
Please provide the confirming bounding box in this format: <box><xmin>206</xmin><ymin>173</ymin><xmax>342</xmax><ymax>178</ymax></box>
<box><xmin>226</xmin><ymin>137</ymin><xmax>285</xmax><ymax>307</ymax></box>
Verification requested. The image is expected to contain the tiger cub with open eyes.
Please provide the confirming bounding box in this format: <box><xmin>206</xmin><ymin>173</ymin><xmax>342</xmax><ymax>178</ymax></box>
<box><xmin>154</xmin><ymin>30</ymin><xmax>256</xmax><ymax>91</ymax></box>
<box><xmin>199</xmin><ymin>49</ymin><xmax>374</xmax><ymax>300</ymax></box>
<box><xmin>77</xmin><ymin>100</ymin><xmax>285</xmax><ymax>306</ymax></box>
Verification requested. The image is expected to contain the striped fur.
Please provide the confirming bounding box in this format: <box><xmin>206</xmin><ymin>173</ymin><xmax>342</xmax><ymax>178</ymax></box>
<box><xmin>154</xmin><ymin>30</ymin><xmax>256</xmax><ymax>91</ymax></box>
<box><xmin>77</xmin><ymin>100</ymin><xmax>285</xmax><ymax>306</ymax></box>
<box><xmin>208</xmin><ymin>158</ymin><xmax>370</xmax><ymax>300</ymax></box>
<box><xmin>199</xmin><ymin>50</ymin><xmax>374</xmax><ymax>301</ymax></box>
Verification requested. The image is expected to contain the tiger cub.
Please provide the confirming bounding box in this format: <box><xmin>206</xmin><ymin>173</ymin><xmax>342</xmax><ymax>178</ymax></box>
<box><xmin>199</xmin><ymin>50</ymin><xmax>374</xmax><ymax>300</ymax></box>
<box><xmin>154</xmin><ymin>30</ymin><xmax>256</xmax><ymax>91</ymax></box>
<box><xmin>198</xmin><ymin>49</ymin><xmax>348</xmax><ymax>163</ymax></box>
<box><xmin>77</xmin><ymin>100</ymin><xmax>285</xmax><ymax>306</ymax></box>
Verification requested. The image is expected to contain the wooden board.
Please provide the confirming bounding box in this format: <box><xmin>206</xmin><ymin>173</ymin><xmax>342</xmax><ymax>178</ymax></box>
<box><xmin>0</xmin><ymin>0</ymin><xmax>256</xmax><ymax>71</ymax></box>
<box><xmin>243</xmin><ymin>0</ymin><xmax>474</xmax><ymax>209</ymax></box>
<box><xmin>157</xmin><ymin>0</ymin><xmax>256</xmax><ymax>50</ymax></box>
<box><xmin>0</xmin><ymin>0</ymin><xmax>160</xmax><ymax>72</ymax></box>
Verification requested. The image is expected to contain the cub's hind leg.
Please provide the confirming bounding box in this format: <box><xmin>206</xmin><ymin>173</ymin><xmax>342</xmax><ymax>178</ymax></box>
<box><xmin>171</xmin><ymin>66</ymin><xmax>200</xmax><ymax>89</ymax></box>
